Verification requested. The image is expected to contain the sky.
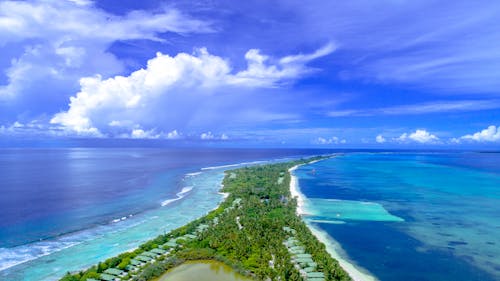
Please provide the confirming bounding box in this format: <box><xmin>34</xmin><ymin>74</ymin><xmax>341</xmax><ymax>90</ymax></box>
<box><xmin>1</xmin><ymin>0</ymin><xmax>500</xmax><ymax>148</ymax></box>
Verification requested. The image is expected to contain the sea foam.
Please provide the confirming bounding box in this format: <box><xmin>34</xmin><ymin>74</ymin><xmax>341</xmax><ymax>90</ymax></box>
<box><xmin>161</xmin><ymin>186</ymin><xmax>194</xmax><ymax>206</ymax></box>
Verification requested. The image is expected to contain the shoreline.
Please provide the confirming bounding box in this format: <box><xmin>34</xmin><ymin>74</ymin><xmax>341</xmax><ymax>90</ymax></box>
<box><xmin>289</xmin><ymin>161</ymin><xmax>379</xmax><ymax>281</ymax></box>
<box><xmin>0</xmin><ymin>168</ymin><xmax>229</xmax><ymax>280</ymax></box>
<box><xmin>56</xmin><ymin>156</ymin><xmax>356</xmax><ymax>281</ymax></box>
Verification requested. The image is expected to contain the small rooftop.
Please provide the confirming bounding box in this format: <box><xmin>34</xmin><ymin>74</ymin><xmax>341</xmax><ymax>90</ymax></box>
<box><xmin>130</xmin><ymin>259</ymin><xmax>142</xmax><ymax>266</ymax></box>
<box><xmin>99</xmin><ymin>273</ymin><xmax>116</xmax><ymax>281</ymax></box>
<box><xmin>307</xmin><ymin>272</ymin><xmax>325</xmax><ymax>278</ymax></box>
<box><xmin>103</xmin><ymin>268</ymin><xmax>124</xmax><ymax>276</ymax></box>
<box><xmin>142</xmin><ymin>252</ymin><xmax>157</xmax><ymax>258</ymax></box>
<box><xmin>183</xmin><ymin>234</ymin><xmax>197</xmax><ymax>239</ymax></box>
<box><xmin>136</xmin><ymin>255</ymin><xmax>152</xmax><ymax>262</ymax></box>
<box><xmin>164</xmin><ymin>240</ymin><xmax>178</xmax><ymax>247</ymax></box>
<box><xmin>151</xmin><ymin>248</ymin><xmax>166</xmax><ymax>254</ymax></box>
<box><xmin>295</xmin><ymin>253</ymin><xmax>312</xmax><ymax>259</ymax></box>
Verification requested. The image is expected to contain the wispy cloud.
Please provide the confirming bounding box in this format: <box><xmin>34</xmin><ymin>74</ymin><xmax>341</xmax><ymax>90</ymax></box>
<box><xmin>327</xmin><ymin>100</ymin><xmax>500</xmax><ymax>117</ymax></box>
<box><xmin>200</xmin><ymin>132</ymin><xmax>229</xmax><ymax>140</ymax></box>
<box><xmin>228</xmin><ymin>42</ymin><xmax>335</xmax><ymax>87</ymax></box>
<box><xmin>288</xmin><ymin>1</ymin><xmax>500</xmax><ymax>94</ymax></box>
<box><xmin>314</xmin><ymin>136</ymin><xmax>346</xmax><ymax>145</ymax></box>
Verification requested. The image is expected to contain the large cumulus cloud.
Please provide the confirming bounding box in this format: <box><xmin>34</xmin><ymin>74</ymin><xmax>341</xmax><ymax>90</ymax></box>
<box><xmin>50</xmin><ymin>44</ymin><xmax>334</xmax><ymax>137</ymax></box>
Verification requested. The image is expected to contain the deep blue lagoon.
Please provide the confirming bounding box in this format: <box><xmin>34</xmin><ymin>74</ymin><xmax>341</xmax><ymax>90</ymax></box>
<box><xmin>295</xmin><ymin>152</ymin><xmax>500</xmax><ymax>281</ymax></box>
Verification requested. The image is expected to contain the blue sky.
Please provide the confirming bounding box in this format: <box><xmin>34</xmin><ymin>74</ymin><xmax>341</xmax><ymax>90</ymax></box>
<box><xmin>1</xmin><ymin>0</ymin><xmax>500</xmax><ymax>147</ymax></box>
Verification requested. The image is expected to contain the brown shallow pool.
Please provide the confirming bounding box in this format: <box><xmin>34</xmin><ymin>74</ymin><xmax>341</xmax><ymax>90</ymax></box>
<box><xmin>156</xmin><ymin>260</ymin><xmax>253</xmax><ymax>281</ymax></box>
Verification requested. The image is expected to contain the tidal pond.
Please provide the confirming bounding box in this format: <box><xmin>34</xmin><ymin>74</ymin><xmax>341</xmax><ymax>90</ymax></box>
<box><xmin>157</xmin><ymin>260</ymin><xmax>253</xmax><ymax>281</ymax></box>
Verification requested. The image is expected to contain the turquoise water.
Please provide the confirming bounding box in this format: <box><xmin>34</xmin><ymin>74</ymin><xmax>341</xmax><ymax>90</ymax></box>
<box><xmin>306</xmin><ymin>198</ymin><xmax>404</xmax><ymax>222</ymax></box>
<box><xmin>1</xmin><ymin>148</ymin><xmax>330</xmax><ymax>280</ymax></box>
<box><xmin>296</xmin><ymin>153</ymin><xmax>500</xmax><ymax>281</ymax></box>
<box><xmin>1</xmin><ymin>169</ymin><xmax>226</xmax><ymax>280</ymax></box>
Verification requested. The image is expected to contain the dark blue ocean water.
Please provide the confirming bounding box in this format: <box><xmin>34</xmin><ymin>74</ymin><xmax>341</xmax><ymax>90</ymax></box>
<box><xmin>296</xmin><ymin>152</ymin><xmax>500</xmax><ymax>281</ymax></box>
<box><xmin>0</xmin><ymin>147</ymin><xmax>330</xmax><ymax>279</ymax></box>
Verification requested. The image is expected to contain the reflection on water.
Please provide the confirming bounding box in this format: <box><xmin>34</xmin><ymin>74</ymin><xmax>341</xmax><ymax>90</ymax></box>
<box><xmin>158</xmin><ymin>260</ymin><xmax>253</xmax><ymax>281</ymax></box>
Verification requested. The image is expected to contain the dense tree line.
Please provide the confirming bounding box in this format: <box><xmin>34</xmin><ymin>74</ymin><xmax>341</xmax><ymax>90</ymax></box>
<box><xmin>60</xmin><ymin>156</ymin><xmax>351</xmax><ymax>281</ymax></box>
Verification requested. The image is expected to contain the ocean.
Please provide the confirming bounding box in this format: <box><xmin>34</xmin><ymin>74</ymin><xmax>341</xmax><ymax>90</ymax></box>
<box><xmin>0</xmin><ymin>147</ymin><xmax>327</xmax><ymax>281</ymax></box>
<box><xmin>294</xmin><ymin>152</ymin><xmax>500</xmax><ymax>281</ymax></box>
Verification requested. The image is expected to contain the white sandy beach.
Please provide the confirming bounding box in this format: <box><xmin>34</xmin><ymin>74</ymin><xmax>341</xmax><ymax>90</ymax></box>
<box><xmin>289</xmin><ymin>163</ymin><xmax>379</xmax><ymax>281</ymax></box>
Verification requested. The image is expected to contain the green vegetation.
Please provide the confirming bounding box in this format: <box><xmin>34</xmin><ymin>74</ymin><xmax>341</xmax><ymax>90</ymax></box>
<box><xmin>60</xmin><ymin>156</ymin><xmax>350</xmax><ymax>281</ymax></box>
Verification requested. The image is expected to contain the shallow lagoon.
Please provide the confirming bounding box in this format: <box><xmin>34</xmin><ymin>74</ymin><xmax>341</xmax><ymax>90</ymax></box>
<box><xmin>297</xmin><ymin>153</ymin><xmax>500</xmax><ymax>281</ymax></box>
<box><xmin>156</xmin><ymin>260</ymin><xmax>253</xmax><ymax>281</ymax></box>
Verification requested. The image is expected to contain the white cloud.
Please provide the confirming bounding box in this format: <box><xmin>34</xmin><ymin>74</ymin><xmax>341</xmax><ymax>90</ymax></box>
<box><xmin>460</xmin><ymin>125</ymin><xmax>500</xmax><ymax>142</ymax></box>
<box><xmin>396</xmin><ymin>129</ymin><xmax>439</xmax><ymax>144</ymax></box>
<box><xmin>130</xmin><ymin>129</ymin><xmax>160</xmax><ymax>139</ymax></box>
<box><xmin>375</xmin><ymin>135</ymin><xmax>386</xmax><ymax>143</ymax></box>
<box><xmin>227</xmin><ymin>43</ymin><xmax>335</xmax><ymax>87</ymax></box>
<box><xmin>51</xmin><ymin>45</ymin><xmax>332</xmax><ymax>136</ymax></box>
<box><xmin>0</xmin><ymin>1</ymin><xmax>211</xmax><ymax>45</ymax></box>
<box><xmin>166</xmin><ymin>130</ymin><xmax>181</xmax><ymax>140</ymax></box>
<box><xmin>116</xmin><ymin>128</ymin><xmax>183</xmax><ymax>140</ymax></box>
<box><xmin>280</xmin><ymin>43</ymin><xmax>336</xmax><ymax>64</ymax></box>
<box><xmin>200</xmin><ymin>132</ymin><xmax>229</xmax><ymax>140</ymax></box>
<box><xmin>66</xmin><ymin>0</ymin><xmax>93</xmax><ymax>6</ymax></box>
<box><xmin>200</xmin><ymin>132</ymin><xmax>215</xmax><ymax>140</ymax></box>
<box><xmin>315</xmin><ymin>136</ymin><xmax>346</xmax><ymax>145</ymax></box>
<box><xmin>0</xmin><ymin>0</ymin><xmax>213</xmax><ymax>120</ymax></box>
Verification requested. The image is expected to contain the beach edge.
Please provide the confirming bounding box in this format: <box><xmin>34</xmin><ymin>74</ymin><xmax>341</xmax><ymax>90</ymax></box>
<box><xmin>289</xmin><ymin>161</ymin><xmax>379</xmax><ymax>281</ymax></box>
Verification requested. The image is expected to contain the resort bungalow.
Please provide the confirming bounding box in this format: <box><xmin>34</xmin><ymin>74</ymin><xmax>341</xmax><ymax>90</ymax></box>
<box><xmin>196</xmin><ymin>224</ymin><xmax>209</xmax><ymax>233</ymax></box>
<box><xmin>295</xmin><ymin>253</ymin><xmax>312</xmax><ymax>259</ymax></box>
<box><xmin>232</xmin><ymin>198</ymin><xmax>242</xmax><ymax>207</ymax></box>
<box><xmin>283</xmin><ymin>226</ymin><xmax>297</xmax><ymax>235</ymax></box>
<box><xmin>125</xmin><ymin>265</ymin><xmax>137</xmax><ymax>272</ymax></box>
<box><xmin>142</xmin><ymin>251</ymin><xmax>158</xmax><ymax>258</ymax></box>
<box><xmin>303</xmin><ymin>266</ymin><xmax>316</xmax><ymax>273</ymax></box>
<box><xmin>277</xmin><ymin>177</ymin><xmax>284</xmax><ymax>184</ymax></box>
<box><xmin>307</xmin><ymin>272</ymin><xmax>325</xmax><ymax>279</ymax></box>
<box><xmin>150</xmin><ymin>248</ymin><xmax>166</xmax><ymax>255</ymax></box>
<box><xmin>163</xmin><ymin>240</ymin><xmax>178</xmax><ymax>248</ymax></box>
<box><xmin>135</xmin><ymin>255</ymin><xmax>153</xmax><ymax>262</ymax></box>
<box><xmin>212</xmin><ymin>217</ymin><xmax>219</xmax><ymax>225</ymax></box>
<box><xmin>129</xmin><ymin>259</ymin><xmax>142</xmax><ymax>266</ymax></box>
<box><xmin>289</xmin><ymin>246</ymin><xmax>305</xmax><ymax>254</ymax></box>
<box><xmin>295</xmin><ymin>257</ymin><xmax>315</xmax><ymax>267</ymax></box>
<box><xmin>103</xmin><ymin>268</ymin><xmax>125</xmax><ymax>277</ymax></box>
<box><xmin>182</xmin><ymin>234</ymin><xmax>197</xmax><ymax>240</ymax></box>
<box><xmin>307</xmin><ymin>262</ymin><xmax>317</xmax><ymax>268</ymax></box>
<box><xmin>98</xmin><ymin>273</ymin><xmax>116</xmax><ymax>281</ymax></box>
<box><xmin>285</xmin><ymin>237</ymin><xmax>299</xmax><ymax>247</ymax></box>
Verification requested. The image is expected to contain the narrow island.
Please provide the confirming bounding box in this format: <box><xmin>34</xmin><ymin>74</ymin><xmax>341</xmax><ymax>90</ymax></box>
<box><xmin>60</xmin><ymin>157</ymin><xmax>351</xmax><ymax>281</ymax></box>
